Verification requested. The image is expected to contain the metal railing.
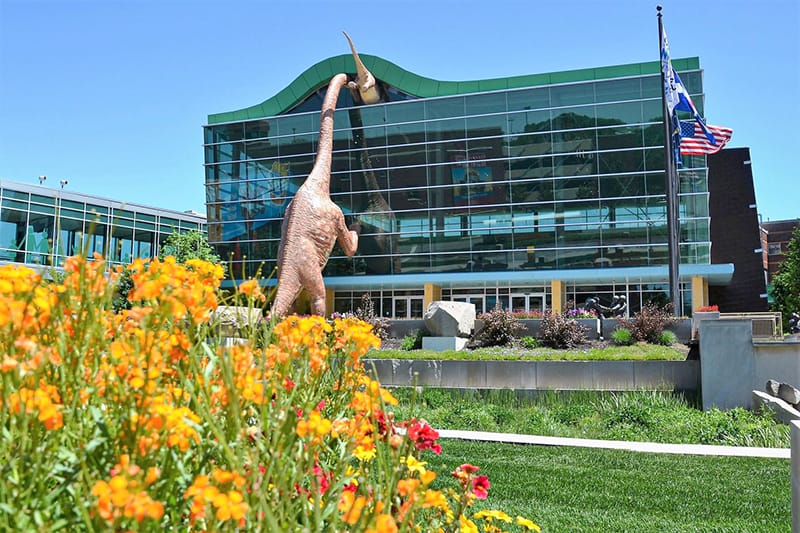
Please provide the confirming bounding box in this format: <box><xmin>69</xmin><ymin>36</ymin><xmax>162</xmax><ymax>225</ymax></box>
<box><xmin>720</xmin><ymin>312</ymin><xmax>783</xmax><ymax>339</ymax></box>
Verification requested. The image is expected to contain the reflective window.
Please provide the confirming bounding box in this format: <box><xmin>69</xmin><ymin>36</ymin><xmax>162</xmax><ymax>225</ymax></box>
<box><xmin>205</xmin><ymin>67</ymin><xmax>712</xmax><ymax>278</ymax></box>
<box><xmin>550</xmin><ymin>83</ymin><xmax>594</xmax><ymax>106</ymax></box>
<box><xmin>0</xmin><ymin>208</ymin><xmax>26</xmax><ymax>262</ymax></box>
<box><xmin>594</xmin><ymin>78</ymin><xmax>642</xmax><ymax>102</ymax></box>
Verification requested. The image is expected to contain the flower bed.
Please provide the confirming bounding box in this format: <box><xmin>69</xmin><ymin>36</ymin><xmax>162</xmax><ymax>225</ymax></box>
<box><xmin>0</xmin><ymin>255</ymin><xmax>538</xmax><ymax>532</ymax></box>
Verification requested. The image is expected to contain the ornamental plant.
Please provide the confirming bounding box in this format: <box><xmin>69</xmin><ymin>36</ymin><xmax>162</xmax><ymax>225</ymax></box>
<box><xmin>538</xmin><ymin>310</ymin><xmax>588</xmax><ymax>349</ymax></box>
<box><xmin>0</xmin><ymin>254</ymin><xmax>538</xmax><ymax>532</ymax></box>
<box><xmin>617</xmin><ymin>302</ymin><xmax>677</xmax><ymax>345</ymax></box>
<box><xmin>474</xmin><ymin>303</ymin><xmax>526</xmax><ymax>347</ymax></box>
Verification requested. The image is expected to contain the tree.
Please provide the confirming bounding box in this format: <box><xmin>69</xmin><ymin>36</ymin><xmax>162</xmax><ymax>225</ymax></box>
<box><xmin>159</xmin><ymin>230</ymin><xmax>220</xmax><ymax>265</ymax></box>
<box><xmin>771</xmin><ymin>226</ymin><xmax>800</xmax><ymax>330</ymax></box>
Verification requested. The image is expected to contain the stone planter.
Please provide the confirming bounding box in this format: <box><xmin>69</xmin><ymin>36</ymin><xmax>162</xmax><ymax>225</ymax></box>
<box><xmin>691</xmin><ymin>311</ymin><xmax>720</xmax><ymax>341</ymax></box>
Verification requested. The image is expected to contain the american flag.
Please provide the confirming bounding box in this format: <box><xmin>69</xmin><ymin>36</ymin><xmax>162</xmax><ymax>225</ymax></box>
<box><xmin>678</xmin><ymin>120</ymin><xmax>733</xmax><ymax>156</ymax></box>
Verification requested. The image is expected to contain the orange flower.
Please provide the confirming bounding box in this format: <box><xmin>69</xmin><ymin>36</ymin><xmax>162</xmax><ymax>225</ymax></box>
<box><xmin>237</xmin><ymin>279</ymin><xmax>266</xmax><ymax>301</ymax></box>
<box><xmin>91</xmin><ymin>457</ymin><xmax>164</xmax><ymax>524</ymax></box>
<box><xmin>184</xmin><ymin>470</ymin><xmax>249</xmax><ymax>526</ymax></box>
<box><xmin>338</xmin><ymin>491</ymin><xmax>368</xmax><ymax>526</ymax></box>
<box><xmin>296</xmin><ymin>409</ymin><xmax>332</xmax><ymax>442</ymax></box>
<box><xmin>371</xmin><ymin>514</ymin><xmax>398</xmax><ymax>533</ymax></box>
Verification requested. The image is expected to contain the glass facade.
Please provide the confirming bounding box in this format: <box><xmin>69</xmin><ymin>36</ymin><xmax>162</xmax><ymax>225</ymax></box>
<box><xmin>205</xmin><ymin>57</ymin><xmax>711</xmax><ymax>316</ymax></box>
<box><xmin>0</xmin><ymin>180</ymin><xmax>207</xmax><ymax>269</ymax></box>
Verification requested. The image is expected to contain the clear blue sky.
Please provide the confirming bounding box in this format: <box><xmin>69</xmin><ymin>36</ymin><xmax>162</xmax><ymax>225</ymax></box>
<box><xmin>1</xmin><ymin>0</ymin><xmax>798</xmax><ymax>221</ymax></box>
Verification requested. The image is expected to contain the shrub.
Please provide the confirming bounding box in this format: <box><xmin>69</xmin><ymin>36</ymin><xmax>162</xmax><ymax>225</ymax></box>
<box><xmin>353</xmin><ymin>293</ymin><xmax>391</xmax><ymax>340</ymax></box>
<box><xmin>400</xmin><ymin>329</ymin><xmax>424</xmax><ymax>350</ymax></box>
<box><xmin>0</xmin><ymin>256</ymin><xmax>538</xmax><ymax>531</ymax></box>
<box><xmin>538</xmin><ymin>310</ymin><xmax>588</xmax><ymax>349</ymax></box>
<box><xmin>519</xmin><ymin>336</ymin><xmax>539</xmax><ymax>349</ymax></box>
<box><xmin>611</xmin><ymin>327</ymin><xmax>635</xmax><ymax>346</ymax></box>
<box><xmin>617</xmin><ymin>302</ymin><xmax>677</xmax><ymax>344</ymax></box>
<box><xmin>658</xmin><ymin>330</ymin><xmax>678</xmax><ymax>346</ymax></box>
<box><xmin>474</xmin><ymin>303</ymin><xmax>525</xmax><ymax>347</ymax></box>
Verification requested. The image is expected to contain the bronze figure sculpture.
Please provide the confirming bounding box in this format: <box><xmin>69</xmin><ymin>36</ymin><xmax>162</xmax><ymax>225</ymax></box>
<box><xmin>271</xmin><ymin>73</ymin><xmax>359</xmax><ymax>317</ymax></box>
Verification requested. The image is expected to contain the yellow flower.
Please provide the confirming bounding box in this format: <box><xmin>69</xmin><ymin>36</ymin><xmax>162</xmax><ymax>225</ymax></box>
<box><xmin>516</xmin><ymin>516</ymin><xmax>542</xmax><ymax>532</ymax></box>
<box><xmin>459</xmin><ymin>515</ymin><xmax>479</xmax><ymax>533</ymax></box>
<box><xmin>474</xmin><ymin>509</ymin><xmax>512</xmax><ymax>523</ymax></box>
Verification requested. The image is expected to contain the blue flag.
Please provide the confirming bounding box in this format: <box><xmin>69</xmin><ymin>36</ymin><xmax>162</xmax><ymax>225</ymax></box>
<box><xmin>660</xmin><ymin>26</ymin><xmax>715</xmax><ymax>144</ymax></box>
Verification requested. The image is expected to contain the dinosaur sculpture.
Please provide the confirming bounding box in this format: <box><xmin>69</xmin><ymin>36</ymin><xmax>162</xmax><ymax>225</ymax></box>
<box><xmin>343</xmin><ymin>31</ymin><xmax>383</xmax><ymax>105</ymax></box>
<box><xmin>271</xmin><ymin>73</ymin><xmax>359</xmax><ymax>317</ymax></box>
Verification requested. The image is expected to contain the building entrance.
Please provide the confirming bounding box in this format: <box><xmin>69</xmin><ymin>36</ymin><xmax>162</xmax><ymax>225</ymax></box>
<box><xmin>510</xmin><ymin>293</ymin><xmax>546</xmax><ymax>315</ymax></box>
<box><xmin>393</xmin><ymin>297</ymin><xmax>424</xmax><ymax>319</ymax></box>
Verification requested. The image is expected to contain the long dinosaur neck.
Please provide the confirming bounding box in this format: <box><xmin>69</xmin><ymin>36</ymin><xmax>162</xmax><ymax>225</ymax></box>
<box><xmin>308</xmin><ymin>73</ymin><xmax>348</xmax><ymax>191</ymax></box>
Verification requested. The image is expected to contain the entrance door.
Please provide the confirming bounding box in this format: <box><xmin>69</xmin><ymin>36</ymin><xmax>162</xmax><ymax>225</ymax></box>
<box><xmin>393</xmin><ymin>297</ymin><xmax>425</xmax><ymax>319</ymax></box>
<box><xmin>510</xmin><ymin>293</ymin><xmax>545</xmax><ymax>315</ymax></box>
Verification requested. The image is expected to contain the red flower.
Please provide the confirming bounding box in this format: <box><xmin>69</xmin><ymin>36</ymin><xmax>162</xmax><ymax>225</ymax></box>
<box><xmin>313</xmin><ymin>463</ymin><xmax>332</xmax><ymax>494</ymax></box>
<box><xmin>452</xmin><ymin>464</ymin><xmax>490</xmax><ymax>499</ymax></box>
<box><xmin>471</xmin><ymin>475</ymin><xmax>490</xmax><ymax>500</ymax></box>
<box><xmin>452</xmin><ymin>464</ymin><xmax>480</xmax><ymax>478</ymax></box>
<box><xmin>406</xmin><ymin>419</ymin><xmax>442</xmax><ymax>455</ymax></box>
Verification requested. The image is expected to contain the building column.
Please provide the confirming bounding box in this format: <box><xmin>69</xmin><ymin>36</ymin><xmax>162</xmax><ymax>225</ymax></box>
<box><xmin>550</xmin><ymin>279</ymin><xmax>566</xmax><ymax>314</ymax></box>
<box><xmin>325</xmin><ymin>288</ymin><xmax>335</xmax><ymax>317</ymax></box>
<box><xmin>691</xmin><ymin>276</ymin><xmax>709</xmax><ymax>311</ymax></box>
<box><xmin>423</xmin><ymin>283</ymin><xmax>442</xmax><ymax>313</ymax></box>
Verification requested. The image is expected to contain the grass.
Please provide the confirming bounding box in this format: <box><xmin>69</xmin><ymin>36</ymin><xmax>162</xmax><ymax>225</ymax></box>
<box><xmin>391</xmin><ymin>389</ymin><xmax>790</xmax><ymax>448</ymax></box>
<box><xmin>368</xmin><ymin>342</ymin><xmax>687</xmax><ymax>361</ymax></box>
<box><xmin>428</xmin><ymin>439</ymin><xmax>790</xmax><ymax>532</ymax></box>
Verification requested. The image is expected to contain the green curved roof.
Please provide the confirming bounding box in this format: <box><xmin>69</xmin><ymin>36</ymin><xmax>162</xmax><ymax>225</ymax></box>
<box><xmin>207</xmin><ymin>54</ymin><xmax>700</xmax><ymax>125</ymax></box>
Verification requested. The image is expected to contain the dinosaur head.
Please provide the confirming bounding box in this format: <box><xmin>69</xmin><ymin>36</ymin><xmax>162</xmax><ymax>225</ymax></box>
<box><xmin>343</xmin><ymin>31</ymin><xmax>381</xmax><ymax>105</ymax></box>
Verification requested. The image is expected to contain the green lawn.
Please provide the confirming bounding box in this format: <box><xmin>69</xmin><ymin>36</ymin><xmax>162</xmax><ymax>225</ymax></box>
<box><xmin>368</xmin><ymin>342</ymin><xmax>687</xmax><ymax>361</ymax></box>
<box><xmin>428</xmin><ymin>439</ymin><xmax>790</xmax><ymax>532</ymax></box>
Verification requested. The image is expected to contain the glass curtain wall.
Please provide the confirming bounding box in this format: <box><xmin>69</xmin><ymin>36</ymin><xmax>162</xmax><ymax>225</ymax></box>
<box><xmin>0</xmin><ymin>185</ymin><xmax>206</xmax><ymax>268</ymax></box>
<box><xmin>205</xmin><ymin>70</ymin><xmax>710</xmax><ymax>282</ymax></box>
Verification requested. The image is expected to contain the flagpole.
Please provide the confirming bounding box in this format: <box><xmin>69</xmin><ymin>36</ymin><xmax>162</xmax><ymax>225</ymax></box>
<box><xmin>658</xmin><ymin>5</ymin><xmax>682</xmax><ymax>316</ymax></box>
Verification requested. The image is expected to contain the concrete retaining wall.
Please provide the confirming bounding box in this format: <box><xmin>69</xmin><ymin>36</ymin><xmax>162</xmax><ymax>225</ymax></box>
<box><xmin>700</xmin><ymin>319</ymin><xmax>800</xmax><ymax>410</ymax></box>
<box><xmin>362</xmin><ymin>359</ymin><xmax>699</xmax><ymax>392</ymax></box>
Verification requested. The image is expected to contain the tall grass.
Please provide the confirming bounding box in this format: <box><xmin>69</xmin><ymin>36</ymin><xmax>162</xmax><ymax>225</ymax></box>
<box><xmin>391</xmin><ymin>389</ymin><xmax>790</xmax><ymax>448</ymax></box>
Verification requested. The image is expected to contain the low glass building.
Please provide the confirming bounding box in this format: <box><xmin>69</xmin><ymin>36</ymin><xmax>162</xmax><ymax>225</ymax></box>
<box><xmin>204</xmin><ymin>54</ymin><xmax>733</xmax><ymax>317</ymax></box>
<box><xmin>0</xmin><ymin>179</ymin><xmax>207</xmax><ymax>270</ymax></box>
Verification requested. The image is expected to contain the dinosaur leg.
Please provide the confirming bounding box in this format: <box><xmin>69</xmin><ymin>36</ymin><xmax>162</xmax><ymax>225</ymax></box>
<box><xmin>302</xmin><ymin>268</ymin><xmax>328</xmax><ymax>317</ymax></box>
<box><xmin>271</xmin><ymin>273</ymin><xmax>303</xmax><ymax>318</ymax></box>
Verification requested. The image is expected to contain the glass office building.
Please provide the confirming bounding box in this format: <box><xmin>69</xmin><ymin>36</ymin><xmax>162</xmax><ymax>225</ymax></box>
<box><xmin>204</xmin><ymin>54</ymin><xmax>733</xmax><ymax>318</ymax></box>
<box><xmin>0</xmin><ymin>179</ymin><xmax>207</xmax><ymax>270</ymax></box>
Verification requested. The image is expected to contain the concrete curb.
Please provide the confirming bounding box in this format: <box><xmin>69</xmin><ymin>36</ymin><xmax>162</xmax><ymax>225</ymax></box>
<box><xmin>436</xmin><ymin>429</ymin><xmax>790</xmax><ymax>458</ymax></box>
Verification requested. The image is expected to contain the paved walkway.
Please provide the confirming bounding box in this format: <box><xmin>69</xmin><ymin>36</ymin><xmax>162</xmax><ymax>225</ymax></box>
<box><xmin>436</xmin><ymin>429</ymin><xmax>791</xmax><ymax>459</ymax></box>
